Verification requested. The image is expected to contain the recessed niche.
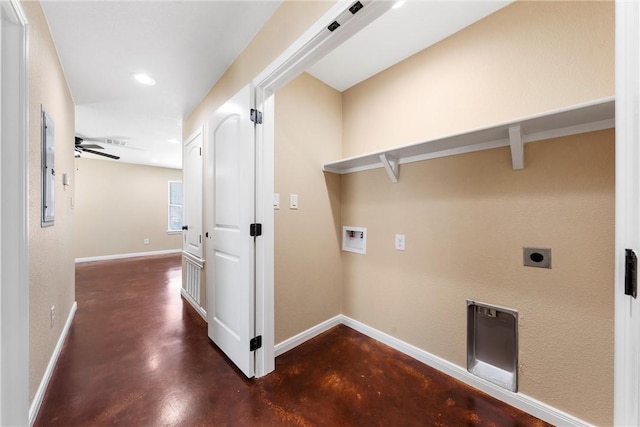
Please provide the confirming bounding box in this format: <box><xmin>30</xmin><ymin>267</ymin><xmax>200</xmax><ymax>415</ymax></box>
<box><xmin>467</xmin><ymin>300</ymin><xmax>518</xmax><ymax>392</ymax></box>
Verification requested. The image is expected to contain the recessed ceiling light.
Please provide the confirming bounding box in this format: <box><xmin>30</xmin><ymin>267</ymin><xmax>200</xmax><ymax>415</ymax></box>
<box><xmin>168</xmin><ymin>138</ymin><xmax>180</xmax><ymax>144</ymax></box>
<box><xmin>132</xmin><ymin>72</ymin><xmax>156</xmax><ymax>86</ymax></box>
<box><xmin>392</xmin><ymin>1</ymin><xmax>405</xmax><ymax>9</ymax></box>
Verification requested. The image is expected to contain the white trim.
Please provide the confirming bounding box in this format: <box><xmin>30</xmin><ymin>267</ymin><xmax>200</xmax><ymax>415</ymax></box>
<box><xmin>614</xmin><ymin>0</ymin><xmax>640</xmax><ymax>425</ymax></box>
<box><xmin>322</xmin><ymin>98</ymin><xmax>614</xmax><ymax>176</ymax></box>
<box><xmin>276</xmin><ymin>316</ymin><xmax>591</xmax><ymax>427</ymax></box>
<box><xmin>28</xmin><ymin>302</ymin><xmax>77</xmax><ymax>426</ymax></box>
<box><xmin>1</xmin><ymin>0</ymin><xmax>29</xmax><ymax>424</ymax></box>
<box><xmin>254</xmin><ymin>1</ymin><xmax>392</xmax><ymax>94</ymax></box>
<box><xmin>182</xmin><ymin>250</ymin><xmax>204</xmax><ymax>269</ymax></box>
<box><xmin>251</xmin><ymin>0</ymin><xmax>392</xmax><ymax>378</ymax></box>
<box><xmin>253</xmin><ymin>93</ymin><xmax>275</xmax><ymax>376</ymax></box>
<box><xmin>509</xmin><ymin>125</ymin><xmax>523</xmax><ymax>170</ymax></box>
<box><xmin>75</xmin><ymin>249</ymin><xmax>181</xmax><ymax>263</ymax></box>
<box><xmin>340</xmin><ymin>316</ymin><xmax>590</xmax><ymax>427</ymax></box>
<box><xmin>180</xmin><ymin>288</ymin><xmax>206</xmax><ymax>322</ymax></box>
<box><xmin>274</xmin><ymin>315</ymin><xmax>342</xmax><ymax>357</ymax></box>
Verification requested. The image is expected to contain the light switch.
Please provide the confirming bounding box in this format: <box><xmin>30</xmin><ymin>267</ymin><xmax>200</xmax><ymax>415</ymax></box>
<box><xmin>273</xmin><ymin>193</ymin><xmax>280</xmax><ymax>210</ymax></box>
<box><xmin>395</xmin><ymin>234</ymin><xmax>405</xmax><ymax>251</ymax></box>
<box><xmin>290</xmin><ymin>194</ymin><xmax>298</xmax><ymax>210</ymax></box>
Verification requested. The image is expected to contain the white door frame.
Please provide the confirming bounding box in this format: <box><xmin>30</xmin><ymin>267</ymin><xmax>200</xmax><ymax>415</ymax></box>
<box><xmin>0</xmin><ymin>0</ymin><xmax>29</xmax><ymax>424</ymax></box>
<box><xmin>250</xmin><ymin>0</ymin><xmax>393</xmax><ymax>376</ymax></box>
<box><xmin>614</xmin><ymin>0</ymin><xmax>640</xmax><ymax>425</ymax></box>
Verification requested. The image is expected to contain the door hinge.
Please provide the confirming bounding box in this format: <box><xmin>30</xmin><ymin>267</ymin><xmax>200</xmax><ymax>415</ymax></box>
<box><xmin>199</xmin><ymin>235</ymin><xmax>202</xmax><ymax>244</ymax></box>
<box><xmin>250</xmin><ymin>108</ymin><xmax>262</xmax><ymax>124</ymax></box>
<box><xmin>249</xmin><ymin>223</ymin><xmax>262</xmax><ymax>237</ymax></box>
<box><xmin>349</xmin><ymin>1</ymin><xmax>363</xmax><ymax>15</ymax></box>
<box><xmin>625</xmin><ymin>249</ymin><xmax>637</xmax><ymax>298</ymax></box>
<box><xmin>199</xmin><ymin>147</ymin><xmax>202</xmax><ymax>156</ymax></box>
<box><xmin>250</xmin><ymin>335</ymin><xmax>262</xmax><ymax>351</ymax></box>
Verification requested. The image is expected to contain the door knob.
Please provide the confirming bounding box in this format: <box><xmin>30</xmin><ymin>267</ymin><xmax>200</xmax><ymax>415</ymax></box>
<box><xmin>182</xmin><ymin>225</ymin><xmax>188</xmax><ymax>231</ymax></box>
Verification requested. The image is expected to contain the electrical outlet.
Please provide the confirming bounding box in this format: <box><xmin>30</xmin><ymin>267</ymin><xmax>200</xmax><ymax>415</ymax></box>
<box><xmin>144</xmin><ymin>238</ymin><xmax>150</xmax><ymax>245</ymax></box>
<box><xmin>50</xmin><ymin>305</ymin><xmax>55</xmax><ymax>328</ymax></box>
<box><xmin>395</xmin><ymin>234</ymin><xmax>406</xmax><ymax>251</ymax></box>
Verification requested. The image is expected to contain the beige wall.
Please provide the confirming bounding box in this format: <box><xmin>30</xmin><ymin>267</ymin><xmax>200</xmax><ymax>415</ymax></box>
<box><xmin>23</xmin><ymin>0</ymin><xmax>76</xmax><ymax>402</ymax></box>
<box><xmin>341</xmin><ymin>131</ymin><xmax>614</xmax><ymax>425</ymax></box>
<box><xmin>274</xmin><ymin>73</ymin><xmax>342</xmax><ymax>343</ymax></box>
<box><xmin>342</xmin><ymin>0</ymin><xmax>614</xmax><ymax>157</ymax></box>
<box><xmin>75</xmin><ymin>158</ymin><xmax>182</xmax><ymax>259</ymax></box>
<box><xmin>184</xmin><ymin>1</ymin><xmax>334</xmax><ymax>137</ymax></box>
<box><xmin>185</xmin><ymin>0</ymin><xmax>614</xmax><ymax>424</ymax></box>
<box><xmin>338</xmin><ymin>1</ymin><xmax>615</xmax><ymax>425</ymax></box>
<box><xmin>183</xmin><ymin>1</ymin><xmax>336</xmax><ymax>332</ymax></box>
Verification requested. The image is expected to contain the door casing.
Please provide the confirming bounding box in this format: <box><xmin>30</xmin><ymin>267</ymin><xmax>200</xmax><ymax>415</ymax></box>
<box><xmin>0</xmin><ymin>0</ymin><xmax>29</xmax><ymax>424</ymax></box>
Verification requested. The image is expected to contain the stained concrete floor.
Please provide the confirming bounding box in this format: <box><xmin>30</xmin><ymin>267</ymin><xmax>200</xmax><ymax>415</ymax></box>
<box><xmin>34</xmin><ymin>254</ymin><xmax>551</xmax><ymax>426</ymax></box>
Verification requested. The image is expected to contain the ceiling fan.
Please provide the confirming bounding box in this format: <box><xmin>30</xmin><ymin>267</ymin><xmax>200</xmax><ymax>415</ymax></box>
<box><xmin>75</xmin><ymin>136</ymin><xmax>120</xmax><ymax>160</ymax></box>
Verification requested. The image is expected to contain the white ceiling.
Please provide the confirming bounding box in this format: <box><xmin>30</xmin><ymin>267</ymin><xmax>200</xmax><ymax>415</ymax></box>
<box><xmin>42</xmin><ymin>0</ymin><xmax>512</xmax><ymax>170</ymax></box>
<box><xmin>308</xmin><ymin>0</ymin><xmax>512</xmax><ymax>92</ymax></box>
<box><xmin>41</xmin><ymin>0</ymin><xmax>282</xmax><ymax>169</ymax></box>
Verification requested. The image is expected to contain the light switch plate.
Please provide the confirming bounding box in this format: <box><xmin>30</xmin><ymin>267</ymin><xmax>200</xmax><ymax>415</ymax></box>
<box><xmin>290</xmin><ymin>194</ymin><xmax>298</xmax><ymax>210</ymax></box>
<box><xmin>395</xmin><ymin>234</ymin><xmax>405</xmax><ymax>251</ymax></box>
<box><xmin>273</xmin><ymin>193</ymin><xmax>280</xmax><ymax>210</ymax></box>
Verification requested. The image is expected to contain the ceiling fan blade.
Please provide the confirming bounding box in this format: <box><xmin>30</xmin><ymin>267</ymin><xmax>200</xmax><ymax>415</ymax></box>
<box><xmin>78</xmin><ymin>143</ymin><xmax>104</xmax><ymax>149</ymax></box>
<box><xmin>81</xmin><ymin>147</ymin><xmax>120</xmax><ymax>160</ymax></box>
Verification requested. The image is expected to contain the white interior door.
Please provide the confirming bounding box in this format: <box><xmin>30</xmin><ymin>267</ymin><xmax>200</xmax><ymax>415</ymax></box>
<box><xmin>183</xmin><ymin>129</ymin><xmax>203</xmax><ymax>258</ymax></box>
<box><xmin>206</xmin><ymin>85</ymin><xmax>256</xmax><ymax>378</ymax></box>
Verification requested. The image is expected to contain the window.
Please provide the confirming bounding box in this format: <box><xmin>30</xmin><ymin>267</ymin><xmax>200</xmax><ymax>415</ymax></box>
<box><xmin>168</xmin><ymin>181</ymin><xmax>183</xmax><ymax>232</ymax></box>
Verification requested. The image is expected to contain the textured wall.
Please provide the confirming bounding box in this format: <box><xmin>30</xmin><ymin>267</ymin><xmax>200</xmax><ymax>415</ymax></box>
<box><xmin>183</xmin><ymin>0</ymin><xmax>615</xmax><ymax>423</ymax></box>
<box><xmin>75</xmin><ymin>158</ymin><xmax>182</xmax><ymax>259</ymax></box>
<box><xmin>341</xmin><ymin>131</ymin><xmax>614</xmax><ymax>425</ymax></box>
<box><xmin>338</xmin><ymin>3</ymin><xmax>615</xmax><ymax>424</ymax></box>
<box><xmin>274</xmin><ymin>73</ymin><xmax>342</xmax><ymax>343</ymax></box>
<box><xmin>342</xmin><ymin>0</ymin><xmax>614</xmax><ymax>157</ymax></box>
<box><xmin>24</xmin><ymin>0</ymin><xmax>76</xmax><ymax>402</ymax></box>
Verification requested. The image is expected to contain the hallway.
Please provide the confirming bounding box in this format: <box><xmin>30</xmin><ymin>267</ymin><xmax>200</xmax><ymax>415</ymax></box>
<box><xmin>35</xmin><ymin>254</ymin><xmax>551</xmax><ymax>426</ymax></box>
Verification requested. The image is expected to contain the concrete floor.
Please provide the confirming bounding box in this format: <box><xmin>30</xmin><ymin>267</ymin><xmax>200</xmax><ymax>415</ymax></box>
<box><xmin>34</xmin><ymin>254</ymin><xmax>551</xmax><ymax>426</ymax></box>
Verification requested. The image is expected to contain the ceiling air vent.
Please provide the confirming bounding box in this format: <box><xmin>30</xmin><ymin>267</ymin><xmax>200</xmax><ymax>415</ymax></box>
<box><xmin>104</xmin><ymin>138</ymin><xmax>128</xmax><ymax>147</ymax></box>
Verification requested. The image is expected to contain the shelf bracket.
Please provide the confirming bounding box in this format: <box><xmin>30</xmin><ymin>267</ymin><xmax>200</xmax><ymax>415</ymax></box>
<box><xmin>379</xmin><ymin>154</ymin><xmax>399</xmax><ymax>183</ymax></box>
<box><xmin>509</xmin><ymin>125</ymin><xmax>524</xmax><ymax>170</ymax></box>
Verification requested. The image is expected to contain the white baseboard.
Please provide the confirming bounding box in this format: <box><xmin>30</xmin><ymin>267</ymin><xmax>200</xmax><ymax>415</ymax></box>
<box><xmin>29</xmin><ymin>301</ymin><xmax>77</xmax><ymax>426</ymax></box>
<box><xmin>180</xmin><ymin>288</ymin><xmax>207</xmax><ymax>322</ymax></box>
<box><xmin>274</xmin><ymin>315</ymin><xmax>342</xmax><ymax>357</ymax></box>
<box><xmin>75</xmin><ymin>249</ymin><xmax>181</xmax><ymax>263</ymax></box>
<box><xmin>339</xmin><ymin>315</ymin><xmax>590</xmax><ymax>427</ymax></box>
<box><xmin>275</xmin><ymin>314</ymin><xmax>591</xmax><ymax>427</ymax></box>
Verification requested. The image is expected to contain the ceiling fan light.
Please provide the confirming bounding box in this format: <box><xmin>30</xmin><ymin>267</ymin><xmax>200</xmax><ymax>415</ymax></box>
<box><xmin>132</xmin><ymin>72</ymin><xmax>156</xmax><ymax>86</ymax></box>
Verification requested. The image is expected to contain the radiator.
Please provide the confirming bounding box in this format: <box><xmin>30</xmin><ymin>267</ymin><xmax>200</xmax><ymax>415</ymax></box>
<box><xmin>183</xmin><ymin>253</ymin><xmax>203</xmax><ymax>306</ymax></box>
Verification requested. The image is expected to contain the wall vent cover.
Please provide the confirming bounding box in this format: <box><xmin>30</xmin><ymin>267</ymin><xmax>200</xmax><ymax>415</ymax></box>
<box><xmin>467</xmin><ymin>300</ymin><xmax>518</xmax><ymax>392</ymax></box>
